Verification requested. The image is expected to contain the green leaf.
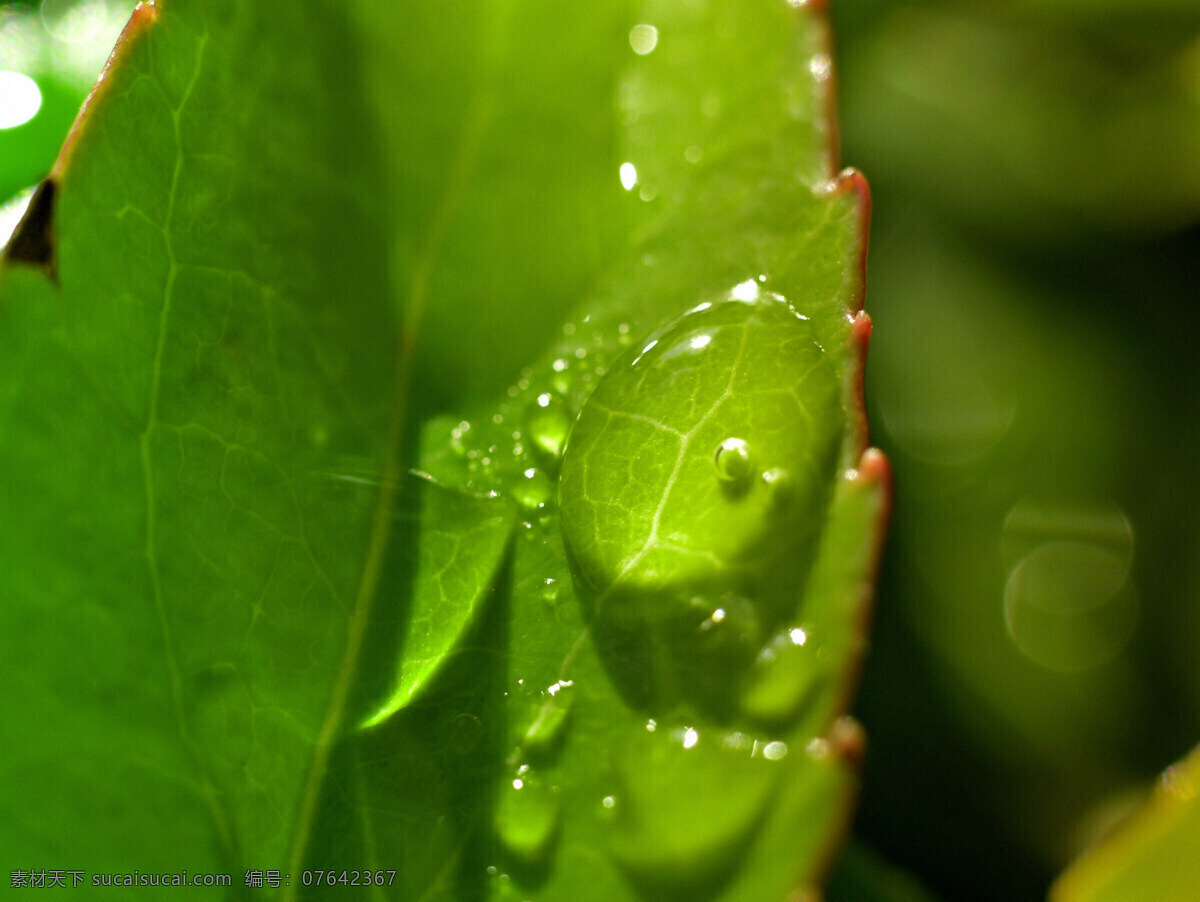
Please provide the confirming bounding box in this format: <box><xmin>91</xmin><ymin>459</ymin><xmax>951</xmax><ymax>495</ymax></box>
<box><xmin>361</xmin><ymin>479</ymin><xmax>513</xmax><ymax>728</ymax></box>
<box><xmin>1051</xmin><ymin>747</ymin><xmax>1200</xmax><ymax>902</ymax></box>
<box><xmin>0</xmin><ymin>0</ymin><xmax>884</xmax><ymax>899</ymax></box>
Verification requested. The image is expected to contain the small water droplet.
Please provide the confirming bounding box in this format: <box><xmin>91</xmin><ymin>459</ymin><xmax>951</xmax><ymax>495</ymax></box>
<box><xmin>714</xmin><ymin>437</ymin><xmax>753</xmax><ymax>484</ymax></box>
<box><xmin>512</xmin><ymin>468</ymin><xmax>552</xmax><ymax>514</ymax></box>
<box><xmin>805</xmin><ymin>737</ymin><xmax>830</xmax><ymax>760</ymax></box>
<box><xmin>761</xmin><ymin>467</ymin><xmax>794</xmax><ymax>509</ymax></box>
<box><xmin>527</xmin><ymin>395</ymin><xmax>571</xmax><ymax>464</ymax></box>
<box><xmin>541</xmin><ymin>577</ymin><xmax>560</xmax><ymax>604</ymax></box>
<box><xmin>494</xmin><ymin>775</ymin><xmax>560</xmax><ymax>863</ymax></box>
<box><xmin>607</xmin><ymin>728</ymin><xmax>778</xmax><ymax>893</ymax></box>
<box><xmin>629</xmin><ymin>23</ymin><xmax>658</xmax><ymax>55</ymax></box>
<box><xmin>742</xmin><ymin>626</ymin><xmax>822</xmax><ymax>724</ymax></box>
<box><xmin>521</xmin><ymin>680</ymin><xmax>575</xmax><ymax>754</ymax></box>
<box><xmin>809</xmin><ymin>53</ymin><xmax>832</xmax><ymax>82</ymax></box>
<box><xmin>761</xmin><ymin>740</ymin><xmax>788</xmax><ymax>761</ymax></box>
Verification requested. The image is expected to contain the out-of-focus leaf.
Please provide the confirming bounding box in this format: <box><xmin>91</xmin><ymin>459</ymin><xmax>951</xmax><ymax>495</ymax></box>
<box><xmin>1051</xmin><ymin>747</ymin><xmax>1200</xmax><ymax>902</ymax></box>
<box><xmin>828</xmin><ymin>841</ymin><xmax>943</xmax><ymax>902</ymax></box>
<box><xmin>840</xmin><ymin>7</ymin><xmax>1200</xmax><ymax>240</ymax></box>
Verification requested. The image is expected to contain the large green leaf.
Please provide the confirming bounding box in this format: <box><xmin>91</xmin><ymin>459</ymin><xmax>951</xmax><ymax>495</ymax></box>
<box><xmin>0</xmin><ymin>0</ymin><xmax>884</xmax><ymax>898</ymax></box>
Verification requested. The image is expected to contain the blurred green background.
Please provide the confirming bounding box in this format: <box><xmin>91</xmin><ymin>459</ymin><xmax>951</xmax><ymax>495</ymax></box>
<box><xmin>2</xmin><ymin>1</ymin><xmax>1198</xmax><ymax>899</ymax></box>
<box><xmin>830</xmin><ymin>1</ymin><xmax>1200</xmax><ymax>899</ymax></box>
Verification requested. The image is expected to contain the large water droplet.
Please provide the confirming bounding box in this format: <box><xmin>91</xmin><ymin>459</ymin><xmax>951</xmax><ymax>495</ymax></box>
<box><xmin>557</xmin><ymin>291</ymin><xmax>841</xmax><ymax>711</ymax></box>
<box><xmin>606</xmin><ymin>726</ymin><xmax>780</xmax><ymax>893</ymax></box>
<box><xmin>494</xmin><ymin>775</ymin><xmax>560</xmax><ymax>863</ymax></box>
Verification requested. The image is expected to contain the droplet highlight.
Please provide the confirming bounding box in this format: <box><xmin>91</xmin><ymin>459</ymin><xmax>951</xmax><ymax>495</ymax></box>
<box><xmin>714</xmin><ymin>437</ymin><xmax>753</xmax><ymax>484</ymax></box>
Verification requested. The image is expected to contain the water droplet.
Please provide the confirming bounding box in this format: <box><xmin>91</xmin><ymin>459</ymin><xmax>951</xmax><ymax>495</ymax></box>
<box><xmin>809</xmin><ymin>53</ymin><xmax>831</xmax><ymax>82</ymax></box>
<box><xmin>761</xmin><ymin>467</ymin><xmax>794</xmax><ymax>508</ymax></box>
<box><xmin>714</xmin><ymin>437</ymin><xmax>753</xmax><ymax>484</ymax></box>
<box><xmin>607</xmin><ymin>727</ymin><xmax>780</xmax><ymax>893</ymax></box>
<box><xmin>511</xmin><ymin>468</ymin><xmax>552</xmax><ymax>514</ymax></box>
<box><xmin>558</xmin><ymin>293</ymin><xmax>841</xmax><ymax>713</ymax></box>
<box><xmin>526</xmin><ymin>395</ymin><xmax>571</xmax><ymax>465</ymax></box>
<box><xmin>629</xmin><ymin>23</ymin><xmax>658</xmax><ymax>55</ymax></box>
<box><xmin>521</xmin><ymin>681</ymin><xmax>574</xmax><ymax>753</ymax></box>
<box><xmin>619</xmin><ymin>162</ymin><xmax>638</xmax><ymax>191</ymax></box>
<box><xmin>742</xmin><ymin>626</ymin><xmax>823</xmax><ymax>724</ymax></box>
<box><xmin>541</xmin><ymin>577</ymin><xmax>560</xmax><ymax>604</ymax></box>
<box><xmin>494</xmin><ymin>776</ymin><xmax>560</xmax><ymax>863</ymax></box>
<box><xmin>761</xmin><ymin>740</ymin><xmax>787</xmax><ymax>760</ymax></box>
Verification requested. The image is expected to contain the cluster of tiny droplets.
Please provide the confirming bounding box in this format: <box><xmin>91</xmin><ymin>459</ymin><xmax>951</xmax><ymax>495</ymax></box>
<box><xmin>443</xmin><ymin>318</ymin><xmax>636</xmax><ymax>515</ymax></box>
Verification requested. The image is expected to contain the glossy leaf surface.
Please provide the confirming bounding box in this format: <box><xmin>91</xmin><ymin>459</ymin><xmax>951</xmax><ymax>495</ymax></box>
<box><xmin>0</xmin><ymin>0</ymin><xmax>883</xmax><ymax>898</ymax></box>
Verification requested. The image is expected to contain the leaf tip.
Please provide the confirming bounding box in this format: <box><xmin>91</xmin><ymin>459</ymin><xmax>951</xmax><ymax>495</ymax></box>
<box><xmin>50</xmin><ymin>0</ymin><xmax>160</xmax><ymax>181</ymax></box>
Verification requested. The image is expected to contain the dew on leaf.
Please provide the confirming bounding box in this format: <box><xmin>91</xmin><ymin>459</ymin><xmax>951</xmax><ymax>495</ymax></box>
<box><xmin>511</xmin><ymin>468</ymin><xmax>552</xmax><ymax>514</ymax></box>
<box><xmin>521</xmin><ymin>680</ymin><xmax>574</xmax><ymax>753</ymax></box>
<box><xmin>714</xmin><ymin>436</ymin><xmax>753</xmax><ymax>484</ymax></box>
<box><xmin>494</xmin><ymin>775</ymin><xmax>561</xmax><ymax>863</ymax></box>
<box><xmin>606</xmin><ymin>727</ymin><xmax>780</xmax><ymax>894</ymax></box>
<box><xmin>558</xmin><ymin>290</ymin><xmax>842</xmax><ymax>701</ymax></box>
<box><xmin>527</xmin><ymin>395</ymin><xmax>571</xmax><ymax>464</ymax></box>
<box><xmin>761</xmin><ymin>466</ymin><xmax>794</xmax><ymax>509</ymax></box>
<box><xmin>739</xmin><ymin>628</ymin><xmax>825</xmax><ymax>724</ymax></box>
